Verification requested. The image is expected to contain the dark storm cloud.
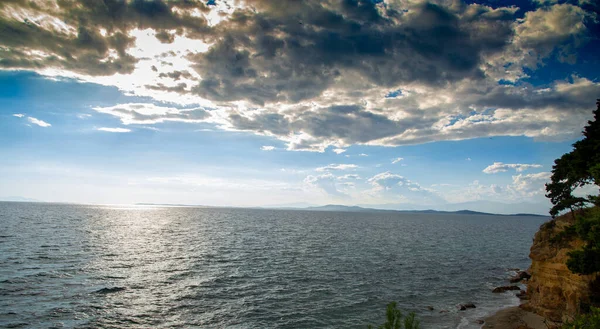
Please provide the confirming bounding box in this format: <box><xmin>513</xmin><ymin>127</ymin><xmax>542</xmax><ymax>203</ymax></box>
<box><xmin>225</xmin><ymin>103</ymin><xmax>439</xmax><ymax>147</ymax></box>
<box><xmin>0</xmin><ymin>0</ymin><xmax>519</xmax><ymax>101</ymax></box>
<box><xmin>2</xmin><ymin>0</ymin><xmax>599</xmax><ymax>150</ymax></box>
<box><xmin>187</xmin><ymin>0</ymin><xmax>516</xmax><ymax>104</ymax></box>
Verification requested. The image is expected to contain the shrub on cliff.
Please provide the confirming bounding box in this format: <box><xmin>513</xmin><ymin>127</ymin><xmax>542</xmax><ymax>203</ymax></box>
<box><xmin>561</xmin><ymin>307</ymin><xmax>600</xmax><ymax>329</ymax></box>
<box><xmin>564</xmin><ymin>207</ymin><xmax>600</xmax><ymax>274</ymax></box>
<box><xmin>546</xmin><ymin>99</ymin><xmax>600</xmax><ymax>218</ymax></box>
<box><xmin>368</xmin><ymin>302</ymin><xmax>420</xmax><ymax>329</ymax></box>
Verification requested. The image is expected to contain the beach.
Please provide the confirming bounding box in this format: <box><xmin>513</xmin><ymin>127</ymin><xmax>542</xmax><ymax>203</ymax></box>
<box><xmin>482</xmin><ymin>306</ymin><xmax>549</xmax><ymax>329</ymax></box>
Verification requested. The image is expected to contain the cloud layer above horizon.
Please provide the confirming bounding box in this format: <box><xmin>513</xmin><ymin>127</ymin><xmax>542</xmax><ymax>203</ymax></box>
<box><xmin>1</xmin><ymin>0</ymin><xmax>598</xmax><ymax>152</ymax></box>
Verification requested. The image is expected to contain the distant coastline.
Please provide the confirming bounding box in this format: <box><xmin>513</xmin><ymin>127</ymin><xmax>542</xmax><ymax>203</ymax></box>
<box><xmin>136</xmin><ymin>202</ymin><xmax>549</xmax><ymax>218</ymax></box>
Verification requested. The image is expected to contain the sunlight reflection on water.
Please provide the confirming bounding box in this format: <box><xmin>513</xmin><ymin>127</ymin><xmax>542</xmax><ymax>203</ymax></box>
<box><xmin>0</xmin><ymin>202</ymin><xmax>547</xmax><ymax>328</ymax></box>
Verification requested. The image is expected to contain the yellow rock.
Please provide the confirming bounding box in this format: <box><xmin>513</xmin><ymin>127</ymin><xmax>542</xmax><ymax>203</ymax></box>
<box><xmin>525</xmin><ymin>212</ymin><xmax>599</xmax><ymax>323</ymax></box>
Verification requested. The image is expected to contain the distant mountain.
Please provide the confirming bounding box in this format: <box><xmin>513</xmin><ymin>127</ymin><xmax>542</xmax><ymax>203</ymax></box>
<box><xmin>356</xmin><ymin>200</ymin><xmax>550</xmax><ymax>216</ymax></box>
<box><xmin>135</xmin><ymin>203</ymin><xmax>209</xmax><ymax>207</ymax></box>
<box><xmin>0</xmin><ymin>196</ymin><xmax>42</xmax><ymax>202</ymax></box>
<box><xmin>305</xmin><ymin>204</ymin><xmax>382</xmax><ymax>212</ymax></box>
<box><xmin>285</xmin><ymin>204</ymin><xmax>548</xmax><ymax>217</ymax></box>
<box><xmin>261</xmin><ymin>202</ymin><xmax>319</xmax><ymax>209</ymax></box>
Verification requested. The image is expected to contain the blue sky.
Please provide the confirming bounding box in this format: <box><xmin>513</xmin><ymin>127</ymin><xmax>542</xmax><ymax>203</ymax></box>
<box><xmin>1</xmin><ymin>0</ymin><xmax>599</xmax><ymax>214</ymax></box>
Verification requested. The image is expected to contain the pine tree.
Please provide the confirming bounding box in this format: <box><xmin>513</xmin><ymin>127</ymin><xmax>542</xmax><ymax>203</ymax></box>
<box><xmin>546</xmin><ymin>99</ymin><xmax>600</xmax><ymax>217</ymax></box>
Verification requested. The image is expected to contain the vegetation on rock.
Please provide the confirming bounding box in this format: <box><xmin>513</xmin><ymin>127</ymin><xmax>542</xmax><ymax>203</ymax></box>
<box><xmin>368</xmin><ymin>302</ymin><xmax>420</xmax><ymax>329</ymax></box>
<box><xmin>546</xmin><ymin>100</ymin><xmax>600</xmax><ymax>275</ymax></box>
<box><xmin>560</xmin><ymin>307</ymin><xmax>600</xmax><ymax>329</ymax></box>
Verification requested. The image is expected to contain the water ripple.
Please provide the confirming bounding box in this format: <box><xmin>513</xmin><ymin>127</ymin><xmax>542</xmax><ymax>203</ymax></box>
<box><xmin>0</xmin><ymin>202</ymin><xmax>546</xmax><ymax>328</ymax></box>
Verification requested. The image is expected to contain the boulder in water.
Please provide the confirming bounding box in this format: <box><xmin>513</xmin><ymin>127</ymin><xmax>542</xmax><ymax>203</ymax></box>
<box><xmin>510</xmin><ymin>271</ymin><xmax>531</xmax><ymax>283</ymax></box>
<box><xmin>94</xmin><ymin>287</ymin><xmax>126</xmax><ymax>294</ymax></box>
<box><xmin>458</xmin><ymin>303</ymin><xmax>476</xmax><ymax>311</ymax></box>
<box><xmin>492</xmin><ymin>285</ymin><xmax>521</xmax><ymax>293</ymax></box>
<box><xmin>516</xmin><ymin>289</ymin><xmax>529</xmax><ymax>300</ymax></box>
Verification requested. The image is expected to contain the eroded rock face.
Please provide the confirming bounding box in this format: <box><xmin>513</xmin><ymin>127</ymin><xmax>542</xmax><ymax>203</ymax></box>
<box><xmin>525</xmin><ymin>213</ymin><xmax>599</xmax><ymax>322</ymax></box>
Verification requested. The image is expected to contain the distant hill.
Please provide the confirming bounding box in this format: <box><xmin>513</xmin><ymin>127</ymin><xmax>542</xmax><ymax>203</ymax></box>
<box><xmin>356</xmin><ymin>200</ymin><xmax>551</xmax><ymax>216</ymax></box>
<box><xmin>0</xmin><ymin>196</ymin><xmax>42</xmax><ymax>202</ymax></box>
<box><xmin>296</xmin><ymin>204</ymin><xmax>548</xmax><ymax>217</ymax></box>
<box><xmin>133</xmin><ymin>202</ymin><xmax>548</xmax><ymax>217</ymax></box>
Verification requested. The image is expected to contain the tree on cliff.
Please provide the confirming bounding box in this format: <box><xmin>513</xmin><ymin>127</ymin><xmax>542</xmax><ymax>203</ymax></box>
<box><xmin>546</xmin><ymin>99</ymin><xmax>600</xmax><ymax>218</ymax></box>
<box><xmin>545</xmin><ymin>99</ymin><xmax>600</xmax><ymax>275</ymax></box>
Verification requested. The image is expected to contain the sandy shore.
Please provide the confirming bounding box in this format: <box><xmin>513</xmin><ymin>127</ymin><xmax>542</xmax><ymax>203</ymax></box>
<box><xmin>482</xmin><ymin>306</ymin><xmax>549</xmax><ymax>329</ymax></box>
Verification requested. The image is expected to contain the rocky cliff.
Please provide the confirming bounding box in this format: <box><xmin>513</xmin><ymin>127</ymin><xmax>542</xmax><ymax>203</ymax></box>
<box><xmin>525</xmin><ymin>212</ymin><xmax>599</xmax><ymax>323</ymax></box>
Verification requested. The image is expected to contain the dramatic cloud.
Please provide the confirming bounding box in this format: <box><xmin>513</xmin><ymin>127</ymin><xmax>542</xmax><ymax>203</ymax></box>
<box><xmin>97</xmin><ymin>127</ymin><xmax>131</xmax><ymax>133</ymax></box>
<box><xmin>27</xmin><ymin>117</ymin><xmax>51</xmax><ymax>127</ymax></box>
<box><xmin>483</xmin><ymin>162</ymin><xmax>543</xmax><ymax>174</ymax></box>
<box><xmin>1</xmin><ymin>0</ymin><xmax>598</xmax><ymax>151</ymax></box>
<box><xmin>260</xmin><ymin>145</ymin><xmax>275</xmax><ymax>151</ymax></box>
<box><xmin>514</xmin><ymin>4</ymin><xmax>591</xmax><ymax>65</ymax></box>
<box><xmin>315</xmin><ymin>164</ymin><xmax>358</xmax><ymax>172</ymax></box>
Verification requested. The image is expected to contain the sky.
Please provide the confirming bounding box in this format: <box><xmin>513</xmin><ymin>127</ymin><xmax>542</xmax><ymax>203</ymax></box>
<box><xmin>0</xmin><ymin>0</ymin><xmax>599</xmax><ymax>214</ymax></box>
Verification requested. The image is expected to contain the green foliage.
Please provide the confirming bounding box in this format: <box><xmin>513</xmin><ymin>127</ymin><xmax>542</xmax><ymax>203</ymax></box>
<box><xmin>546</xmin><ymin>99</ymin><xmax>600</xmax><ymax>217</ymax></box>
<box><xmin>544</xmin><ymin>99</ymin><xmax>600</xmax><ymax>274</ymax></box>
<box><xmin>560</xmin><ymin>307</ymin><xmax>600</xmax><ymax>329</ymax></box>
<box><xmin>554</xmin><ymin>207</ymin><xmax>600</xmax><ymax>275</ymax></box>
<box><xmin>368</xmin><ymin>302</ymin><xmax>420</xmax><ymax>329</ymax></box>
<box><xmin>549</xmin><ymin>224</ymin><xmax>576</xmax><ymax>246</ymax></box>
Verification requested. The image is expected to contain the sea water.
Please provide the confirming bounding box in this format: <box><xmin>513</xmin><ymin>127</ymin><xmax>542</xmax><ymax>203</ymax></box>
<box><xmin>0</xmin><ymin>202</ymin><xmax>547</xmax><ymax>328</ymax></box>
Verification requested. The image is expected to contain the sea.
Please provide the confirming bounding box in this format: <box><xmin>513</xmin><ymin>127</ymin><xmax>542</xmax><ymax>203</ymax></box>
<box><xmin>0</xmin><ymin>202</ymin><xmax>548</xmax><ymax>328</ymax></box>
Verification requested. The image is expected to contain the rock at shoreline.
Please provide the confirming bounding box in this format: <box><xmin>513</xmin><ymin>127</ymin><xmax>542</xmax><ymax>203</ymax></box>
<box><xmin>510</xmin><ymin>271</ymin><xmax>531</xmax><ymax>283</ymax></box>
<box><xmin>458</xmin><ymin>303</ymin><xmax>476</xmax><ymax>311</ymax></box>
<box><xmin>492</xmin><ymin>285</ymin><xmax>521</xmax><ymax>293</ymax></box>
<box><xmin>516</xmin><ymin>289</ymin><xmax>529</xmax><ymax>300</ymax></box>
<box><xmin>427</xmin><ymin>306</ymin><xmax>434</xmax><ymax>311</ymax></box>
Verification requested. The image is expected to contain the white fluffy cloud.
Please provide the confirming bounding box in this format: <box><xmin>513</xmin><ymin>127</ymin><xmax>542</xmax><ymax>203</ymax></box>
<box><xmin>509</xmin><ymin>172</ymin><xmax>552</xmax><ymax>197</ymax></box>
<box><xmin>483</xmin><ymin>162</ymin><xmax>543</xmax><ymax>174</ymax></box>
<box><xmin>12</xmin><ymin>113</ymin><xmax>24</xmax><ymax>118</ymax></box>
<box><xmin>367</xmin><ymin>171</ymin><xmax>443</xmax><ymax>204</ymax></box>
<box><xmin>97</xmin><ymin>127</ymin><xmax>131</xmax><ymax>133</ymax></box>
<box><xmin>27</xmin><ymin>117</ymin><xmax>51</xmax><ymax>127</ymax></box>
<box><xmin>260</xmin><ymin>145</ymin><xmax>275</xmax><ymax>151</ymax></box>
<box><xmin>338</xmin><ymin>174</ymin><xmax>361</xmax><ymax>180</ymax></box>
<box><xmin>315</xmin><ymin>164</ymin><xmax>358</xmax><ymax>172</ymax></box>
<box><xmin>391</xmin><ymin>157</ymin><xmax>404</xmax><ymax>164</ymax></box>
<box><xmin>333</xmin><ymin>148</ymin><xmax>346</xmax><ymax>154</ymax></box>
<box><xmin>515</xmin><ymin>4</ymin><xmax>591</xmax><ymax>65</ymax></box>
<box><xmin>445</xmin><ymin>172</ymin><xmax>552</xmax><ymax>204</ymax></box>
<box><xmin>93</xmin><ymin>103</ymin><xmax>211</xmax><ymax>125</ymax></box>
<box><xmin>304</xmin><ymin>173</ymin><xmax>348</xmax><ymax>198</ymax></box>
